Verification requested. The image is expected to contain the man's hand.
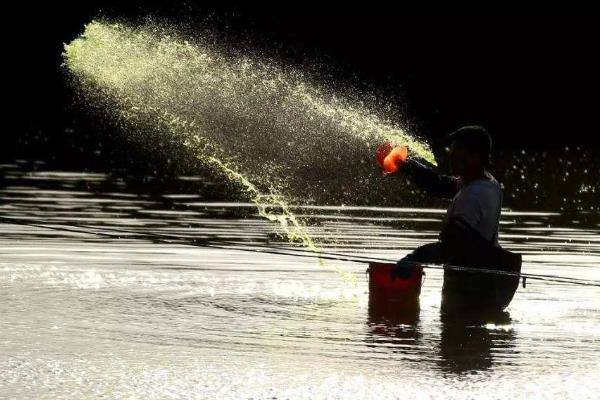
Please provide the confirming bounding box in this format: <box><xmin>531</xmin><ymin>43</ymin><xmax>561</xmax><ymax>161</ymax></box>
<box><xmin>390</xmin><ymin>253</ymin><xmax>416</xmax><ymax>280</ymax></box>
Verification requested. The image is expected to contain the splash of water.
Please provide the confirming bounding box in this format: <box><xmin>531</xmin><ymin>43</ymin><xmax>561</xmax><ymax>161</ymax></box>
<box><xmin>63</xmin><ymin>20</ymin><xmax>436</xmax><ymax>282</ymax></box>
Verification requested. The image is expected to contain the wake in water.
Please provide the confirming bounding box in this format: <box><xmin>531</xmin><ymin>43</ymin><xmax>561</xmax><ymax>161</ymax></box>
<box><xmin>63</xmin><ymin>20</ymin><xmax>436</xmax><ymax>262</ymax></box>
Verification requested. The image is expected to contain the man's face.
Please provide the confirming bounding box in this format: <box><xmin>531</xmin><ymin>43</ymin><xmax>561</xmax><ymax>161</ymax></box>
<box><xmin>448</xmin><ymin>142</ymin><xmax>468</xmax><ymax>176</ymax></box>
<box><xmin>449</xmin><ymin>141</ymin><xmax>484</xmax><ymax>177</ymax></box>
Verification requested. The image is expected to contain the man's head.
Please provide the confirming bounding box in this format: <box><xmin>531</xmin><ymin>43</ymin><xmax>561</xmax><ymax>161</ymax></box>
<box><xmin>447</xmin><ymin>125</ymin><xmax>492</xmax><ymax>177</ymax></box>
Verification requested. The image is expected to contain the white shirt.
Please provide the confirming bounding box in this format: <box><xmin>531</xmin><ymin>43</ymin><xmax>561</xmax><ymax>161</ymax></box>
<box><xmin>445</xmin><ymin>171</ymin><xmax>502</xmax><ymax>245</ymax></box>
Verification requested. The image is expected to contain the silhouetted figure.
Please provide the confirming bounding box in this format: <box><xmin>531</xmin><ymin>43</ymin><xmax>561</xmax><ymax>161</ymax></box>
<box><xmin>385</xmin><ymin>126</ymin><xmax>521</xmax><ymax>312</ymax></box>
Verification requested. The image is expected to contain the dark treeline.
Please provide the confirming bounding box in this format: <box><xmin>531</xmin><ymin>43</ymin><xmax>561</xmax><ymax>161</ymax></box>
<box><xmin>6</xmin><ymin>4</ymin><xmax>599</xmax><ymax>213</ymax></box>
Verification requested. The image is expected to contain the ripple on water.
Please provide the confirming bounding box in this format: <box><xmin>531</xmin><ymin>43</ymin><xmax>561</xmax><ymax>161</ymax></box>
<box><xmin>0</xmin><ymin>168</ymin><xmax>599</xmax><ymax>398</ymax></box>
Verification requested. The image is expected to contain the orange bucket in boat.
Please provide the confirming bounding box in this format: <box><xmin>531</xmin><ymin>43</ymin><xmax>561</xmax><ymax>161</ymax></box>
<box><xmin>367</xmin><ymin>263</ymin><xmax>423</xmax><ymax>304</ymax></box>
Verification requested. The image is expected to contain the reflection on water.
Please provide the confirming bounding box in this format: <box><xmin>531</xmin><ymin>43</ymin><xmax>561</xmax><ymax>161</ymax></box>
<box><xmin>366</xmin><ymin>301</ymin><xmax>422</xmax><ymax>351</ymax></box>
<box><xmin>438</xmin><ymin>311</ymin><xmax>516</xmax><ymax>375</ymax></box>
<box><xmin>365</xmin><ymin>299</ymin><xmax>517</xmax><ymax>376</ymax></box>
<box><xmin>1</xmin><ymin>162</ymin><xmax>600</xmax><ymax>399</ymax></box>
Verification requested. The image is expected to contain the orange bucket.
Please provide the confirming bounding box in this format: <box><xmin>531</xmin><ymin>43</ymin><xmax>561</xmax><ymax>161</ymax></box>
<box><xmin>367</xmin><ymin>262</ymin><xmax>423</xmax><ymax>304</ymax></box>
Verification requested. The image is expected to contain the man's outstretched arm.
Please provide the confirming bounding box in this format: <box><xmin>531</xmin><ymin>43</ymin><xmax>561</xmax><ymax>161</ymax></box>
<box><xmin>402</xmin><ymin>157</ymin><xmax>459</xmax><ymax>200</ymax></box>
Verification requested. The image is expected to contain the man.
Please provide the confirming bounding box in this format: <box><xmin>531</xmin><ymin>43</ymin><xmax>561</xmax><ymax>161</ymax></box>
<box><xmin>381</xmin><ymin>125</ymin><xmax>520</xmax><ymax>311</ymax></box>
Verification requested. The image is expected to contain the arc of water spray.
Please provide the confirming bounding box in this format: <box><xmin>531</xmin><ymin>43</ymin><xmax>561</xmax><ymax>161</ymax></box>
<box><xmin>63</xmin><ymin>20</ymin><xmax>437</xmax><ymax>285</ymax></box>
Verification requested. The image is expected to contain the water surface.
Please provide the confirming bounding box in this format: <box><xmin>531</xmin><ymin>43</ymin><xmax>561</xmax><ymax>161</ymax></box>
<box><xmin>1</xmin><ymin>163</ymin><xmax>599</xmax><ymax>399</ymax></box>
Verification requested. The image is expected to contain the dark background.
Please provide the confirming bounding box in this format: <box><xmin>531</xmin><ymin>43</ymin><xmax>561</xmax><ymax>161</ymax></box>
<box><xmin>8</xmin><ymin>3</ymin><xmax>600</xmax><ymax>166</ymax></box>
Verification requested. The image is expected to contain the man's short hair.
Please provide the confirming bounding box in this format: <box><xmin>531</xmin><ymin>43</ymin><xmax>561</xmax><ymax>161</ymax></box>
<box><xmin>448</xmin><ymin>125</ymin><xmax>492</xmax><ymax>162</ymax></box>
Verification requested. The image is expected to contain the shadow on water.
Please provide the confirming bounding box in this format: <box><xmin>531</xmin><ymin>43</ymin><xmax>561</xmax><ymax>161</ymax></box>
<box><xmin>364</xmin><ymin>295</ymin><xmax>517</xmax><ymax>374</ymax></box>
<box><xmin>438</xmin><ymin>310</ymin><xmax>517</xmax><ymax>375</ymax></box>
<box><xmin>366</xmin><ymin>300</ymin><xmax>422</xmax><ymax>345</ymax></box>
